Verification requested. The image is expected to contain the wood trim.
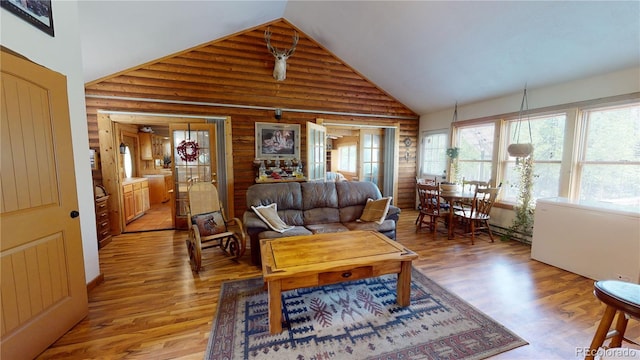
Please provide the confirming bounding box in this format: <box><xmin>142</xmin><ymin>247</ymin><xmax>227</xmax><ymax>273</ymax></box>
<box><xmin>86</xmin><ymin>273</ymin><xmax>105</xmax><ymax>293</ymax></box>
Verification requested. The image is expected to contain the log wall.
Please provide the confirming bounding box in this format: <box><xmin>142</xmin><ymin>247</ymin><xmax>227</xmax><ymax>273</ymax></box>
<box><xmin>85</xmin><ymin>19</ymin><xmax>419</xmax><ymax>217</ymax></box>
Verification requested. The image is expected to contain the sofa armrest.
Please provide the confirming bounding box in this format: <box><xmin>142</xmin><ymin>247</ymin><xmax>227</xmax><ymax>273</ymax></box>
<box><xmin>243</xmin><ymin>211</ymin><xmax>269</xmax><ymax>231</ymax></box>
<box><xmin>386</xmin><ymin>205</ymin><xmax>401</xmax><ymax>223</ymax></box>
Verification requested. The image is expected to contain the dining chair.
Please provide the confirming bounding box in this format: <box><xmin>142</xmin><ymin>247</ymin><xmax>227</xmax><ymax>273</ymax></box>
<box><xmin>454</xmin><ymin>178</ymin><xmax>492</xmax><ymax>212</ymax></box>
<box><xmin>416</xmin><ymin>183</ymin><xmax>449</xmax><ymax>232</ymax></box>
<box><xmin>453</xmin><ymin>184</ymin><xmax>501</xmax><ymax>244</ymax></box>
<box><xmin>415</xmin><ymin>176</ymin><xmax>437</xmax><ymax>224</ymax></box>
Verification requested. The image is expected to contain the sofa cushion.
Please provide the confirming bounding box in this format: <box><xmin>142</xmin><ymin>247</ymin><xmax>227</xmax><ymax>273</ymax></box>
<box><xmin>301</xmin><ymin>182</ymin><xmax>340</xmax><ymax>224</ymax></box>
<box><xmin>246</xmin><ymin>183</ymin><xmax>304</xmax><ymax>226</ymax></box>
<box><xmin>336</xmin><ymin>181</ymin><xmax>384</xmax><ymax>223</ymax></box>
<box><xmin>257</xmin><ymin>226</ymin><xmax>312</xmax><ymax>239</ymax></box>
<box><xmin>344</xmin><ymin>219</ymin><xmax>396</xmax><ymax>233</ymax></box>
<box><xmin>359</xmin><ymin>197</ymin><xmax>392</xmax><ymax>224</ymax></box>
<box><xmin>251</xmin><ymin>203</ymin><xmax>294</xmax><ymax>233</ymax></box>
<box><xmin>305</xmin><ymin>223</ymin><xmax>350</xmax><ymax>234</ymax></box>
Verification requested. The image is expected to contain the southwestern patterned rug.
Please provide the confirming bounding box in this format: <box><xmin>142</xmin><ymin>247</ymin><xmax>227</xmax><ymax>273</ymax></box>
<box><xmin>205</xmin><ymin>268</ymin><xmax>527</xmax><ymax>360</ymax></box>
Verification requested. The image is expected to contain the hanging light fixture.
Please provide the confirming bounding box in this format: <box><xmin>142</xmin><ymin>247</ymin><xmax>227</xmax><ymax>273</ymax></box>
<box><xmin>507</xmin><ymin>86</ymin><xmax>534</xmax><ymax>157</ymax></box>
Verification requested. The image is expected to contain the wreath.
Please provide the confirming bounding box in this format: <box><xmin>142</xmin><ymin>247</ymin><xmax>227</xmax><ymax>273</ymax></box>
<box><xmin>176</xmin><ymin>139</ymin><xmax>199</xmax><ymax>162</ymax></box>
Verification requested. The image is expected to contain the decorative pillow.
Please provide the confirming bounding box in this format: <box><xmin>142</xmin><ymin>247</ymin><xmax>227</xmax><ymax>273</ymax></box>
<box><xmin>192</xmin><ymin>211</ymin><xmax>226</xmax><ymax>237</ymax></box>
<box><xmin>251</xmin><ymin>203</ymin><xmax>294</xmax><ymax>233</ymax></box>
<box><xmin>359</xmin><ymin>197</ymin><xmax>392</xmax><ymax>225</ymax></box>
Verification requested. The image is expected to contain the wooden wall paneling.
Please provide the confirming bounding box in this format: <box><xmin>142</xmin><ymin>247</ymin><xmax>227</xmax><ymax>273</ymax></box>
<box><xmin>97</xmin><ymin>113</ymin><xmax>121</xmax><ymax>236</ymax></box>
<box><xmin>85</xmin><ymin>19</ymin><xmax>419</xmax><ymax>218</ymax></box>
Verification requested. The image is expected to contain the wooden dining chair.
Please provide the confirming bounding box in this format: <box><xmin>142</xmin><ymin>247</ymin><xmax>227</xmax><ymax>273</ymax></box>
<box><xmin>454</xmin><ymin>178</ymin><xmax>492</xmax><ymax>212</ymax></box>
<box><xmin>415</xmin><ymin>176</ymin><xmax>437</xmax><ymax>224</ymax></box>
<box><xmin>453</xmin><ymin>185</ymin><xmax>501</xmax><ymax>244</ymax></box>
<box><xmin>416</xmin><ymin>183</ymin><xmax>449</xmax><ymax>232</ymax></box>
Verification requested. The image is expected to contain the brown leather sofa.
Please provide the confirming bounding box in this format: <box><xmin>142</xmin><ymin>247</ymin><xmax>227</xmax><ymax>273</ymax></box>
<box><xmin>243</xmin><ymin>181</ymin><xmax>400</xmax><ymax>265</ymax></box>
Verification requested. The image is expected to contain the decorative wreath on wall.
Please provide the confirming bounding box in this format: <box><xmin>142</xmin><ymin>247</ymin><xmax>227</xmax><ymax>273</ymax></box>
<box><xmin>176</xmin><ymin>139</ymin><xmax>199</xmax><ymax>162</ymax></box>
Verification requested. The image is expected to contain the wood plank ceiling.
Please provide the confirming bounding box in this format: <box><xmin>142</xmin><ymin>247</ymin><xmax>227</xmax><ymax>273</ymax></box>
<box><xmin>85</xmin><ymin>19</ymin><xmax>419</xmax><ymax>217</ymax></box>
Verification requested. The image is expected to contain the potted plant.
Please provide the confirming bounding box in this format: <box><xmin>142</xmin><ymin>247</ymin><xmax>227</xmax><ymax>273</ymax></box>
<box><xmin>446</xmin><ymin>147</ymin><xmax>460</xmax><ymax>183</ymax></box>
<box><xmin>506</xmin><ymin>153</ymin><xmax>535</xmax><ymax>242</ymax></box>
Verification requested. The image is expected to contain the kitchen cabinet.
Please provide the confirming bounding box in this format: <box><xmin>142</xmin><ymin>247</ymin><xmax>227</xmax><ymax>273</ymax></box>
<box><xmin>139</xmin><ymin>132</ymin><xmax>153</xmax><ymax>160</ymax></box>
<box><xmin>123</xmin><ymin>178</ymin><xmax>150</xmax><ymax>223</ymax></box>
<box><xmin>140</xmin><ymin>132</ymin><xmax>165</xmax><ymax>160</ymax></box>
<box><xmin>144</xmin><ymin>174</ymin><xmax>172</xmax><ymax>204</ymax></box>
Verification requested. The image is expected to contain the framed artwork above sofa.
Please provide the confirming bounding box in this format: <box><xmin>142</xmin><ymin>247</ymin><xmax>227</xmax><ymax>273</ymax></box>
<box><xmin>255</xmin><ymin>122</ymin><xmax>300</xmax><ymax>160</ymax></box>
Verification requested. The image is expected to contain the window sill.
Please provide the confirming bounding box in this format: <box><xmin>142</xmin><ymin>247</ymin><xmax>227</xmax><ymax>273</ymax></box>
<box><xmin>494</xmin><ymin>201</ymin><xmax>515</xmax><ymax>210</ymax></box>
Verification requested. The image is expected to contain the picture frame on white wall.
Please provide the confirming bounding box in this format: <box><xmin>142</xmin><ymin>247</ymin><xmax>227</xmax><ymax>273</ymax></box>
<box><xmin>1</xmin><ymin>0</ymin><xmax>54</xmax><ymax>37</ymax></box>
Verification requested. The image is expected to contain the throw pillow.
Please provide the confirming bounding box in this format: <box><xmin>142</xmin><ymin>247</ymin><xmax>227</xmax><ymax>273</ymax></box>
<box><xmin>192</xmin><ymin>211</ymin><xmax>227</xmax><ymax>237</ymax></box>
<box><xmin>251</xmin><ymin>203</ymin><xmax>294</xmax><ymax>233</ymax></box>
<box><xmin>359</xmin><ymin>197</ymin><xmax>392</xmax><ymax>225</ymax></box>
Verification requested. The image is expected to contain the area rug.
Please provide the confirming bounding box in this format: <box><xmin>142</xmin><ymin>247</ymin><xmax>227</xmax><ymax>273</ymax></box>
<box><xmin>205</xmin><ymin>268</ymin><xmax>527</xmax><ymax>359</ymax></box>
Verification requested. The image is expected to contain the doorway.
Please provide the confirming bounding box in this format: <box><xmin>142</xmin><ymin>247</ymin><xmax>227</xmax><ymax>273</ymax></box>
<box><xmin>97</xmin><ymin>112</ymin><xmax>234</xmax><ymax>235</ymax></box>
<box><xmin>322</xmin><ymin>120</ymin><xmax>400</xmax><ymax>199</ymax></box>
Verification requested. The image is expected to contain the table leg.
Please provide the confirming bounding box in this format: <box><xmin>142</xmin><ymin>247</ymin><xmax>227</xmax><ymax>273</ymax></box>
<box><xmin>396</xmin><ymin>261</ymin><xmax>412</xmax><ymax>307</ymax></box>
<box><xmin>448</xmin><ymin>200</ymin><xmax>455</xmax><ymax>239</ymax></box>
<box><xmin>267</xmin><ymin>280</ymin><xmax>282</xmax><ymax>334</ymax></box>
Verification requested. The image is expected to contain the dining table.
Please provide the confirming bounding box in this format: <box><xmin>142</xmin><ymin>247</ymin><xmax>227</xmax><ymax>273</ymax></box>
<box><xmin>439</xmin><ymin>191</ymin><xmax>476</xmax><ymax>239</ymax></box>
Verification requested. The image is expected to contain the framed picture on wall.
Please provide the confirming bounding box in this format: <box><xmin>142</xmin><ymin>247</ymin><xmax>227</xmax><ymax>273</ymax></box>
<box><xmin>255</xmin><ymin>122</ymin><xmax>300</xmax><ymax>160</ymax></box>
<box><xmin>1</xmin><ymin>0</ymin><xmax>54</xmax><ymax>37</ymax></box>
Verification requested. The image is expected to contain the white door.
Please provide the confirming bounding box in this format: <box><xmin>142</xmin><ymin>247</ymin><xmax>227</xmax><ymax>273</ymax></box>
<box><xmin>306</xmin><ymin>122</ymin><xmax>326</xmax><ymax>181</ymax></box>
<box><xmin>1</xmin><ymin>51</ymin><xmax>88</xmax><ymax>359</ymax></box>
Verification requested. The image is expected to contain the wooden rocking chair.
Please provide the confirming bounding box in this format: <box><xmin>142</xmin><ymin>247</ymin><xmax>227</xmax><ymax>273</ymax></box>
<box><xmin>186</xmin><ymin>181</ymin><xmax>246</xmax><ymax>272</ymax></box>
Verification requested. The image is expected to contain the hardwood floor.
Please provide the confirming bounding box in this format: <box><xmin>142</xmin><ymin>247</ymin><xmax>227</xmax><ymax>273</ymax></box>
<box><xmin>37</xmin><ymin>210</ymin><xmax>638</xmax><ymax>359</ymax></box>
<box><xmin>125</xmin><ymin>202</ymin><xmax>173</xmax><ymax>232</ymax></box>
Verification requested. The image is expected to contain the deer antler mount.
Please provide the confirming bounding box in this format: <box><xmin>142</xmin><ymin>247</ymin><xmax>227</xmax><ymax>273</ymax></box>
<box><xmin>264</xmin><ymin>27</ymin><xmax>299</xmax><ymax>81</ymax></box>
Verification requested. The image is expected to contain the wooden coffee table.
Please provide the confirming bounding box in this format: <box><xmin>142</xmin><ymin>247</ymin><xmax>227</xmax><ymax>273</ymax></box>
<box><xmin>260</xmin><ymin>230</ymin><xmax>418</xmax><ymax>334</ymax></box>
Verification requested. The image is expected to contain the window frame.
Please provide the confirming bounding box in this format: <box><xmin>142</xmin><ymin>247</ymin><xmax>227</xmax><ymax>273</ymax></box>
<box><xmin>451</xmin><ymin>121</ymin><xmax>499</xmax><ymax>185</ymax></box>
<box><xmin>422</xmin><ymin>95</ymin><xmax>640</xmax><ymax>209</ymax></box>
<box><xmin>572</xmin><ymin>102</ymin><xmax>640</xmax><ymax>205</ymax></box>
<box><xmin>500</xmin><ymin>112</ymin><xmax>567</xmax><ymax>204</ymax></box>
<box><xmin>418</xmin><ymin>129</ymin><xmax>449</xmax><ymax>179</ymax></box>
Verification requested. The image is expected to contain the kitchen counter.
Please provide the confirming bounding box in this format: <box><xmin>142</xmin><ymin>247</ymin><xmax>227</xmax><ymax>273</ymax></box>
<box><xmin>122</xmin><ymin>177</ymin><xmax>149</xmax><ymax>185</ymax></box>
<box><xmin>122</xmin><ymin>178</ymin><xmax>150</xmax><ymax>223</ymax></box>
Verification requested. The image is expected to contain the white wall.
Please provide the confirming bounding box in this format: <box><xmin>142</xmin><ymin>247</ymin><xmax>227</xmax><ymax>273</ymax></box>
<box><xmin>420</xmin><ymin>66</ymin><xmax>640</xmax><ymax>130</ymax></box>
<box><xmin>1</xmin><ymin>1</ymin><xmax>100</xmax><ymax>284</ymax></box>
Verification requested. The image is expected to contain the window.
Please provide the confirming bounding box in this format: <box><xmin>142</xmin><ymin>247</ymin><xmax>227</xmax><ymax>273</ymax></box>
<box><xmin>338</xmin><ymin>144</ymin><xmax>357</xmax><ymax>172</ymax></box>
<box><xmin>578</xmin><ymin>103</ymin><xmax>640</xmax><ymax>206</ymax></box>
<box><xmin>123</xmin><ymin>145</ymin><xmax>133</xmax><ymax>178</ymax></box>
<box><xmin>501</xmin><ymin>113</ymin><xmax>566</xmax><ymax>203</ymax></box>
<box><xmin>455</xmin><ymin>123</ymin><xmax>495</xmax><ymax>183</ymax></box>
<box><xmin>361</xmin><ymin>131</ymin><xmax>382</xmax><ymax>185</ymax></box>
<box><xmin>419</xmin><ymin>130</ymin><xmax>448</xmax><ymax>178</ymax></box>
<box><xmin>420</xmin><ymin>96</ymin><xmax>639</xmax><ymax>210</ymax></box>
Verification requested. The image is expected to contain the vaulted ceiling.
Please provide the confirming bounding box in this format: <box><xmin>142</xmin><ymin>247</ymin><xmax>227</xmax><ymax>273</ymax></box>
<box><xmin>78</xmin><ymin>1</ymin><xmax>639</xmax><ymax>115</ymax></box>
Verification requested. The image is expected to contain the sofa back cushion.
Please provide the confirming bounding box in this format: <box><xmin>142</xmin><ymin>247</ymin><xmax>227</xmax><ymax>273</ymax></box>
<box><xmin>245</xmin><ymin>183</ymin><xmax>304</xmax><ymax>226</ymax></box>
<box><xmin>301</xmin><ymin>182</ymin><xmax>340</xmax><ymax>224</ymax></box>
<box><xmin>335</xmin><ymin>181</ymin><xmax>383</xmax><ymax>223</ymax></box>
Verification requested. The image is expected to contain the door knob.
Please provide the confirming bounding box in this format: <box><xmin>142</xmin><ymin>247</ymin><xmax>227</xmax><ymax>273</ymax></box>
<box><xmin>70</xmin><ymin>210</ymin><xmax>79</xmax><ymax>218</ymax></box>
